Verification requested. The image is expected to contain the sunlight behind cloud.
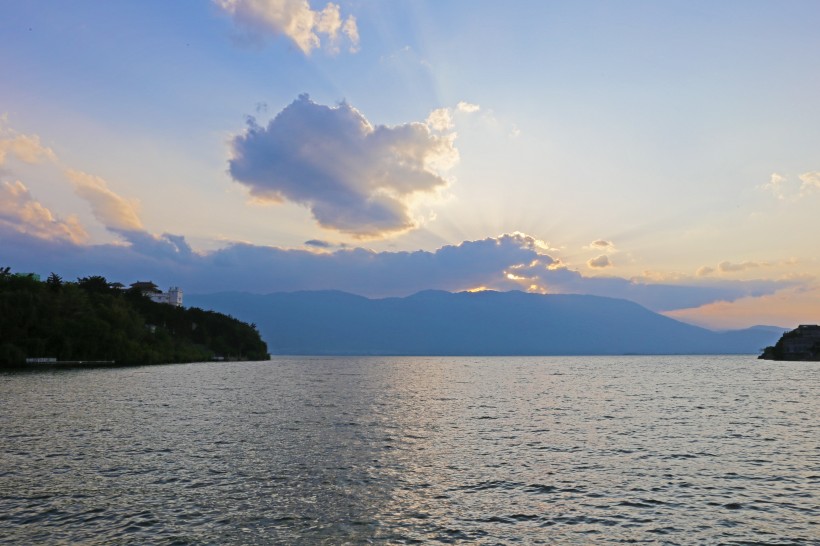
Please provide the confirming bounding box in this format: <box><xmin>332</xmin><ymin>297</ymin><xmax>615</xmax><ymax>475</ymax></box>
<box><xmin>216</xmin><ymin>0</ymin><xmax>359</xmax><ymax>54</ymax></box>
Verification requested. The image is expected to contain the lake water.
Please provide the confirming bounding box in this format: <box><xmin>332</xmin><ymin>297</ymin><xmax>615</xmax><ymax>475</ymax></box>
<box><xmin>1</xmin><ymin>356</ymin><xmax>818</xmax><ymax>544</ymax></box>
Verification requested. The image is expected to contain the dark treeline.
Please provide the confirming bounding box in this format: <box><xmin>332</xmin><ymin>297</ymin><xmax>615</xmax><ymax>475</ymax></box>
<box><xmin>0</xmin><ymin>268</ymin><xmax>269</xmax><ymax>366</ymax></box>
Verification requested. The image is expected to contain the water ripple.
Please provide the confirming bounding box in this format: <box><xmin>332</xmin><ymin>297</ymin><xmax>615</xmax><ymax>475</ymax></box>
<box><xmin>1</xmin><ymin>355</ymin><xmax>818</xmax><ymax>544</ymax></box>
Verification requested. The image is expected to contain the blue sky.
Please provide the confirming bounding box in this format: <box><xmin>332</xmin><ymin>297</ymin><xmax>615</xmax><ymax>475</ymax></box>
<box><xmin>2</xmin><ymin>0</ymin><xmax>819</xmax><ymax>329</ymax></box>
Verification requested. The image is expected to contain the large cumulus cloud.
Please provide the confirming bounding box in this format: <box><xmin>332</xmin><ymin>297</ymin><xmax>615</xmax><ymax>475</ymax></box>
<box><xmin>228</xmin><ymin>94</ymin><xmax>459</xmax><ymax>237</ymax></box>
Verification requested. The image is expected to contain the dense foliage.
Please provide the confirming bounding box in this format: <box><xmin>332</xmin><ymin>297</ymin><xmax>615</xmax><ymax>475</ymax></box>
<box><xmin>0</xmin><ymin>268</ymin><xmax>268</xmax><ymax>366</ymax></box>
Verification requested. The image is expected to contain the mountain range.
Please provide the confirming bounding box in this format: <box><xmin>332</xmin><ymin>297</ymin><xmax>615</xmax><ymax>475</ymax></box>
<box><xmin>186</xmin><ymin>290</ymin><xmax>784</xmax><ymax>356</ymax></box>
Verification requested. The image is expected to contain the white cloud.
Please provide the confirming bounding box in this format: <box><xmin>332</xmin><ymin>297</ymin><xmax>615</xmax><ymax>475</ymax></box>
<box><xmin>696</xmin><ymin>266</ymin><xmax>715</xmax><ymax>277</ymax></box>
<box><xmin>630</xmin><ymin>270</ymin><xmax>690</xmax><ymax>283</ymax></box>
<box><xmin>342</xmin><ymin>15</ymin><xmax>359</xmax><ymax>53</ymax></box>
<box><xmin>718</xmin><ymin>260</ymin><xmax>763</xmax><ymax>273</ymax></box>
<box><xmin>427</xmin><ymin>101</ymin><xmax>482</xmax><ymax>132</ymax></box>
<box><xmin>66</xmin><ymin>169</ymin><xmax>144</xmax><ymax>233</ymax></box>
<box><xmin>587</xmin><ymin>255</ymin><xmax>612</xmax><ymax>269</ymax></box>
<box><xmin>761</xmin><ymin>171</ymin><xmax>820</xmax><ymax>200</ymax></box>
<box><xmin>799</xmin><ymin>171</ymin><xmax>820</xmax><ymax>194</ymax></box>
<box><xmin>0</xmin><ymin>180</ymin><xmax>87</xmax><ymax>244</ymax></box>
<box><xmin>0</xmin><ymin>130</ymin><xmax>55</xmax><ymax>166</ymax></box>
<box><xmin>761</xmin><ymin>172</ymin><xmax>787</xmax><ymax>200</ymax></box>
<box><xmin>228</xmin><ymin>94</ymin><xmax>459</xmax><ymax>237</ymax></box>
<box><xmin>216</xmin><ymin>0</ymin><xmax>359</xmax><ymax>54</ymax></box>
<box><xmin>586</xmin><ymin>239</ymin><xmax>615</xmax><ymax>252</ymax></box>
<box><xmin>426</xmin><ymin>108</ymin><xmax>453</xmax><ymax>132</ymax></box>
<box><xmin>698</xmin><ymin>259</ymin><xmax>790</xmax><ymax>276</ymax></box>
<box><xmin>456</xmin><ymin>101</ymin><xmax>480</xmax><ymax>113</ymax></box>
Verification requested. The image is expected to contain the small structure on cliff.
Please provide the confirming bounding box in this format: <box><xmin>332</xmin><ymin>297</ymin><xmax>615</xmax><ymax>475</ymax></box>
<box><xmin>759</xmin><ymin>325</ymin><xmax>820</xmax><ymax>361</ymax></box>
<box><xmin>129</xmin><ymin>281</ymin><xmax>183</xmax><ymax>307</ymax></box>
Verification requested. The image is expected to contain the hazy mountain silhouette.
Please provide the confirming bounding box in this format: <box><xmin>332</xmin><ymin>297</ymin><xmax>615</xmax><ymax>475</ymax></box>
<box><xmin>187</xmin><ymin>290</ymin><xmax>785</xmax><ymax>355</ymax></box>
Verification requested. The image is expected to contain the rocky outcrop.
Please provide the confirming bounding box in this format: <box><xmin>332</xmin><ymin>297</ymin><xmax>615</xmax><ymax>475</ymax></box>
<box><xmin>759</xmin><ymin>325</ymin><xmax>820</xmax><ymax>361</ymax></box>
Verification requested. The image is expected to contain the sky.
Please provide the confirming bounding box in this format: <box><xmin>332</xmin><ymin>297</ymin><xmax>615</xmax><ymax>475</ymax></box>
<box><xmin>1</xmin><ymin>0</ymin><xmax>819</xmax><ymax>330</ymax></box>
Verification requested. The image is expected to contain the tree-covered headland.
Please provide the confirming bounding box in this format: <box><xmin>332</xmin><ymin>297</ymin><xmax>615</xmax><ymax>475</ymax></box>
<box><xmin>759</xmin><ymin>325</ymin><xmax>820</xmax><ymax>361</ymax></box>
<box><xmin>0</xmin><ymin>267</ymin><xmax>269</xmax><ymax>367</ymax></box>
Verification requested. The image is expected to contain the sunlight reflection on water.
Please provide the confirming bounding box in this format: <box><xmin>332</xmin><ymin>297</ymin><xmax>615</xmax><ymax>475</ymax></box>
<box><xmin>1</xmin><ymin>356</ymin><xmax>818</xmax><ymax>544</ymax></box>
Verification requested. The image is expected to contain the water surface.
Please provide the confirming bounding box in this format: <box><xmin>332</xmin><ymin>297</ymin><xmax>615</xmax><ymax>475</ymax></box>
<box><xmin>1</xmin><ymin>356</ymin><xmax>818</xmax><ymax>544</ymax></box>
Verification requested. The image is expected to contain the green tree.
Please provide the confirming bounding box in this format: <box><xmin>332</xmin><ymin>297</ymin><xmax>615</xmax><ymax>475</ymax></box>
<box><xmin>1</xmin><ymin>270</ymin><xmax>268</xmax><ymax>367</ymax></box>
<box><xmin>46</xmin><ymin>272</ymin><xmax>63</xmax><ymax>291</ymax></box>
<box><xmin>77</xmin><ymin>275</ymin><xmax>112</xmax><ymax>294</ymax></box>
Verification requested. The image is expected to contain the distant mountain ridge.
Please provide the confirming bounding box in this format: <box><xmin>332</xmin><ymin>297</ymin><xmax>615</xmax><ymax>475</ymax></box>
<box><xmin>186</xmin><ymin>290</ymin><xmax>784</xmax><ymax>356</ymax></box>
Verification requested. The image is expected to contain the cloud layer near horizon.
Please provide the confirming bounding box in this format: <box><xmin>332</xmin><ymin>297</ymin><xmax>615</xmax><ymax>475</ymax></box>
<box><xmin>228</xmin><ymin>94</ymin><xmax>459</xmax><ymax>237</ymax></box>
<box><xmin>1</xmin><ymin>224</ymin><xmax>796</xmax><ymax>314</ymax></box>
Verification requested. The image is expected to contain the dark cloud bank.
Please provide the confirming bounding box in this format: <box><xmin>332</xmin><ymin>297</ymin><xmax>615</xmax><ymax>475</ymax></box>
<box><xmin>1</xmin><ymin>226</ymin><xmax>794</xmax><ymax>313</ymax></box>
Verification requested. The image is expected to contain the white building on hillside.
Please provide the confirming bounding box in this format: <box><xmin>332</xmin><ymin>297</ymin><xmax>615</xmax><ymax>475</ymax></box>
<box><xmin>150</xmin><ymin>286</ymin><xmax>183</xmax><ymax>307</ymax></box>
<box><xmin>130</xmin><ymin>282</ymin><xmax>183</xmax><ymax>307</ymax></box>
